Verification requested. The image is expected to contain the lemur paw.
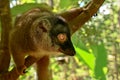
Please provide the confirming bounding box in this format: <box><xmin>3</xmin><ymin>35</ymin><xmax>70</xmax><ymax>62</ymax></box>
<box><xmin>17</xmin><ymin>65</ymin><xmax>27</xmax><ymax>75</ymax></box>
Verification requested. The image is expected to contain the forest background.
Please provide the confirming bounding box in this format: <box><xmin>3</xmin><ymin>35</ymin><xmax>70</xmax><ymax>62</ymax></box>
<box><xmin>0</xmin><ymin>0</ymin><xmax>120</xmax><ymax>80</ymax></box>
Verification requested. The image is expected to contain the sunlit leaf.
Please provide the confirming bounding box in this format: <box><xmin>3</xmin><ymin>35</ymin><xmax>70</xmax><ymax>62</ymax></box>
<box><xmin>75</xmin><ymin>46</ymin><xmax>95</xmax><ymax>70</ymax></box>
<box><xmin>21</xmin><ymin>0</ymin><xmax>36</xmax><ymax>3</ymax></box>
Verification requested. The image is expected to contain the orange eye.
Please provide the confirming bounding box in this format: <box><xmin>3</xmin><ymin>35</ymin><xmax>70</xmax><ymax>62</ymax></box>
<box><xmin>57</xmin><ymin>33</ymin><xmax>67</xmax><ymax>43</ymax></box>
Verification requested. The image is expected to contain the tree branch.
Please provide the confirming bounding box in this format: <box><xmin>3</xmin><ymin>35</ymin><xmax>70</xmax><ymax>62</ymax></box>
<box><xmin>59</xmin><ymin>0</ymin><xmax>105</xmax><ymax>34</ymax></box>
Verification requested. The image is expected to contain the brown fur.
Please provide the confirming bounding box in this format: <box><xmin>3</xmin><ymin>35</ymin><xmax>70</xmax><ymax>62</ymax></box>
<box><xmin>9</xmin><ymin>7</ymin><xmax>75</xmax><ymax>79</ymax></box>
<box><xmin>9</xmin><ymin>8</ymin><xmax>61</xmax><ymax>75</ymax></box>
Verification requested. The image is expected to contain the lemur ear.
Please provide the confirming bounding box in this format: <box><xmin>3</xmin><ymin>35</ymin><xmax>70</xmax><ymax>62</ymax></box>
<box><xmin>41</xmin><ymin>19</ymin><xmax>51</xmax><ymax>32</ymax></box>
<box><xmin>57</xmin><ymin>33</ymin><xmax>67</xmax><ymax>43</ymax></box>
<box><xmin>30</xmin><ymin>17</ymin><xmax>52</xmax><ymax>33</ymax></box>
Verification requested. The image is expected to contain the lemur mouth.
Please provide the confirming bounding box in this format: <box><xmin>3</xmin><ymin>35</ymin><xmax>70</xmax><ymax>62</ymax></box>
<box><xmin>58</xmin><ymin>48</ymin><xmax>76</xmax><ymax>56</ymax></box>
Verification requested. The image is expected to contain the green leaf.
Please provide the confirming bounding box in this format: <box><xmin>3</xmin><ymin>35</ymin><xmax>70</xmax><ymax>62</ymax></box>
<box><xmin>91</xmin><ymin>44</ymin><xmax>107</xmax><ymax>80</ymax></box>
<box><xmin>72</xmin><ymin>34</ymin><xmax>89</xmax><ymax>53</ymax></box>
<box><xmin>75</xmin><ymin>43</ymin><xmax>107</xmax><ymax>80</ymax></box>
<box><xmin>11</xmin><ymin>3</ymin><xmax>52</xmax><ymax>16</ymax></box>
<box><xmin>59</xmin><ymin>0</ymin><xmax>78</xmax><ymax>10</ymax></box>
<box><xmin>75</xmin><ymin>46</ymin><xmax>95</xmax><ymax>70</ymax></box>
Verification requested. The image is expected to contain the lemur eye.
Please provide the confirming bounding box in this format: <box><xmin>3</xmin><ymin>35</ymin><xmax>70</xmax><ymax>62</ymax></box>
<box><xmin>57</xmin><ymin>33</ymin><xmax>67</xmax><ymax>43</ymax></box>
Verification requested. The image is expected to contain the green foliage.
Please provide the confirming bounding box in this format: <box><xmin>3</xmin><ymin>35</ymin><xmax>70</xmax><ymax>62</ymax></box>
<box><xmin>74</xmin><ymin>43</ymin><xmax>107</xmax><ymax>80</ymax></box>
<box><xmin>11</xmin><ymin>3</ymin><xmax>52</xmax><ymax>16</ymax></box>
<box><xmin>72</xmin><ymin>34</ymin><xmax>90</xmax><ymax>53</ymax></box>
<box><xmin>53</xmin><ymin>0</ymin><xmax>79</xmax><ymax>12</ymax></box>
<box><xmin>59</xmin><ymin>0</ymin><xmax>78</xmax><ymax>10</ymax></box>
<box><xmin>19</xmin><ymin>67</ymin><xmax>36</xmax><ymax>80</ymax></box>
<box><xmin>73</xmin><ymin>0</ymin><xmax>120</xmax><ymax>80</ymax></box>
<box><xmin>75</xmin><ymin>46</ymin><xmax>95</xmax><ymax>70</ymax></box>
<box><xmin>21</xmin><ymin>0</ymin><xmax>36</xmax><ymax>3</ymax></box>
<box><xmin>8</xmin><ymin>0</ymin><xmax>120</xmax><ymax>80</ymax></box>
<box><xmin>91</xmin><ymin>44</ymin><xmax>107</xmax><ymax>80</ymax></box>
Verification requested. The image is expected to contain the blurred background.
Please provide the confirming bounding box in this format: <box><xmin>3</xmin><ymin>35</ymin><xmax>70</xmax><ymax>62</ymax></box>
<box><xmin>0</xmin><ymin>0</ymin><xmax>120</xmax><ymax>80</ymax></box>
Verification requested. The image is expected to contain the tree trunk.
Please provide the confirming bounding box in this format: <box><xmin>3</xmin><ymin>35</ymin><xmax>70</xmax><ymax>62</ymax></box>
<box><xmin>0</xmin><ymin>0</ymin><xmax>12</xmax><ymax>73</ymax></box>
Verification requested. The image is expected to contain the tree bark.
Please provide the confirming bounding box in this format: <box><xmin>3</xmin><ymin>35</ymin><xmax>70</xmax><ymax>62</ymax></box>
<box><xmin>0</xmin><ymin>0</ymin><xmax>12</xmax><ymax>73</ymax></box>
<box><xmin>59</xmin><ymin>0</ymin><xmax>105</xmax><ymax>34</ymax></box>
<box><xmin>0</xmin><ymin>0</ymin><xmax>105</xmax><ymax>80</ymax></box>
